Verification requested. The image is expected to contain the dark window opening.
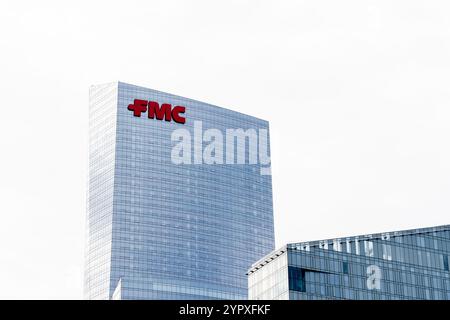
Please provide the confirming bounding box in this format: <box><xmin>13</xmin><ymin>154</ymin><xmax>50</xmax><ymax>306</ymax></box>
<box><xmin>288</xmin><ymin>266</ymin><xmax>306</xmax><ymax>292</ymax></box>
<box><xmin>343</xmin><ymin>262</ymin><xmax>349</xmax><ymax>274</ymax></box>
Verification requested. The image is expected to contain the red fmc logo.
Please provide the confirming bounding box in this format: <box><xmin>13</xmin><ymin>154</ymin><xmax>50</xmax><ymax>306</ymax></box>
<box><xmin>127</xmin><ymin>99</ymin><xmax>186</xmax><ymax>124</ymax></box>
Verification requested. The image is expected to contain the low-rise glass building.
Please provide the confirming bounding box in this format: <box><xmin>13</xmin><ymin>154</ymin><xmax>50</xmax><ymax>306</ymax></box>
<box><xmin>248</xmin><ymin>225</ymin><xmax>450</xmax><ymax>300</ymax></box>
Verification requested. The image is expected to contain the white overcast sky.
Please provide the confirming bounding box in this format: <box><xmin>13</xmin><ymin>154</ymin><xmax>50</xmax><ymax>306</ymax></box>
<box><xmin>0</xmin><ymin>0</ymin><xmax>449</xmax><ymax>299</ymax></box>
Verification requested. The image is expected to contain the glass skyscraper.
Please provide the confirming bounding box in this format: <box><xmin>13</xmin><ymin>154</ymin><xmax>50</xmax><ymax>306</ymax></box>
<box><xmin>248</xmin><ymin>225</ymin><xmax>450</xmax><ymax>300</ymax></box>
<box><xmin>85</xmin><ymin>82</ymin><xmax>275</xmax><ymax>300</ymax></box>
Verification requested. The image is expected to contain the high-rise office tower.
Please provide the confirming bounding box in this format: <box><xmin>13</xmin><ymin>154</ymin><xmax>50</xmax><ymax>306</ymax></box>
<box><xmin>85</xmin><ymin>82</ymin><xmax>275</xmax><ymax>299</ymax></box>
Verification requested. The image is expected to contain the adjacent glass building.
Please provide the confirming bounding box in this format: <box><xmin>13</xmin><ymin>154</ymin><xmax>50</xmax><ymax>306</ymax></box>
<box><xmin>248</xmin><ymin>225</ymin><xmax>450</xmax><ymax>300</ymax></box>
<box><xmin>85</xmin><ymin>81</ymin><xmax>275</xmax><ymax>300</ymax></box>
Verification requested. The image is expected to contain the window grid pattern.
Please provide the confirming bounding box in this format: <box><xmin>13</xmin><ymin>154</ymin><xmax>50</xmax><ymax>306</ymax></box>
<box><xmin>249</xmin><ymin>225</ymin><xmax>450</xmax><ymax>300</ymax></box>
<box><xmin>85</xmin><ymin>82</ymin><xmax>118</xmax><ymax>299</ymax></box>
<box><xmin>86</xmin><ymin>82</ymin><xmax>275</xmax><ymax>300</ymax></box>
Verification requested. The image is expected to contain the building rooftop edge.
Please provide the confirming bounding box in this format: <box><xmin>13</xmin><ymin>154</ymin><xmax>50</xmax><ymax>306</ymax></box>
<box><xmin>246</xmin><ymin>245</ymin><xmax>287</xmax><ymax>275</ymax></box>
<box><xmin>247</xmin><ymin>224</ymin><xmax>450</xmax><ymax>275</ymax></box>
<box><xmin>287</xmin><ymin>224</ymin><xmax>450</xmax><ymax>249</ymax></box>
<box><xmin>91</xmin><ymin>81</ymin><xmax>270</xmax><ymax>124</ymax></box>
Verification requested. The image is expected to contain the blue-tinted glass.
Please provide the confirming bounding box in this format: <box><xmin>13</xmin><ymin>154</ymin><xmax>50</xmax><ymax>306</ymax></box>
<box><xmin>288</xmin><ymin>267</ymin><xmax>306</xmax><ymax>292</ymax></box>
<box><xmin>343</xmin><ymin>262</ymin><xmax>349</xmax><ymax>275</ymax></box>
<box><xmin>249</xmin><ymin>225</ymin><xmax>450</xmax><ymax>300</ymax></box>
<box><xmin>86</xmin><ymin>82</ymin><xmax>275</xmax><ymax>300</ymax></box>
<box><xmin>444</xmin><ymin>255</ymin><xmax>449</xmax><ymax>271</ymax></box>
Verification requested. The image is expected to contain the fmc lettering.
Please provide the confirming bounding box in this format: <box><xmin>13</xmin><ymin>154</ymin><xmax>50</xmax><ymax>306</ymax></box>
<box><xmin>128</xmin><ymin>99</ymin><xmax>186</xmax><ymax>124</ymax></box>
